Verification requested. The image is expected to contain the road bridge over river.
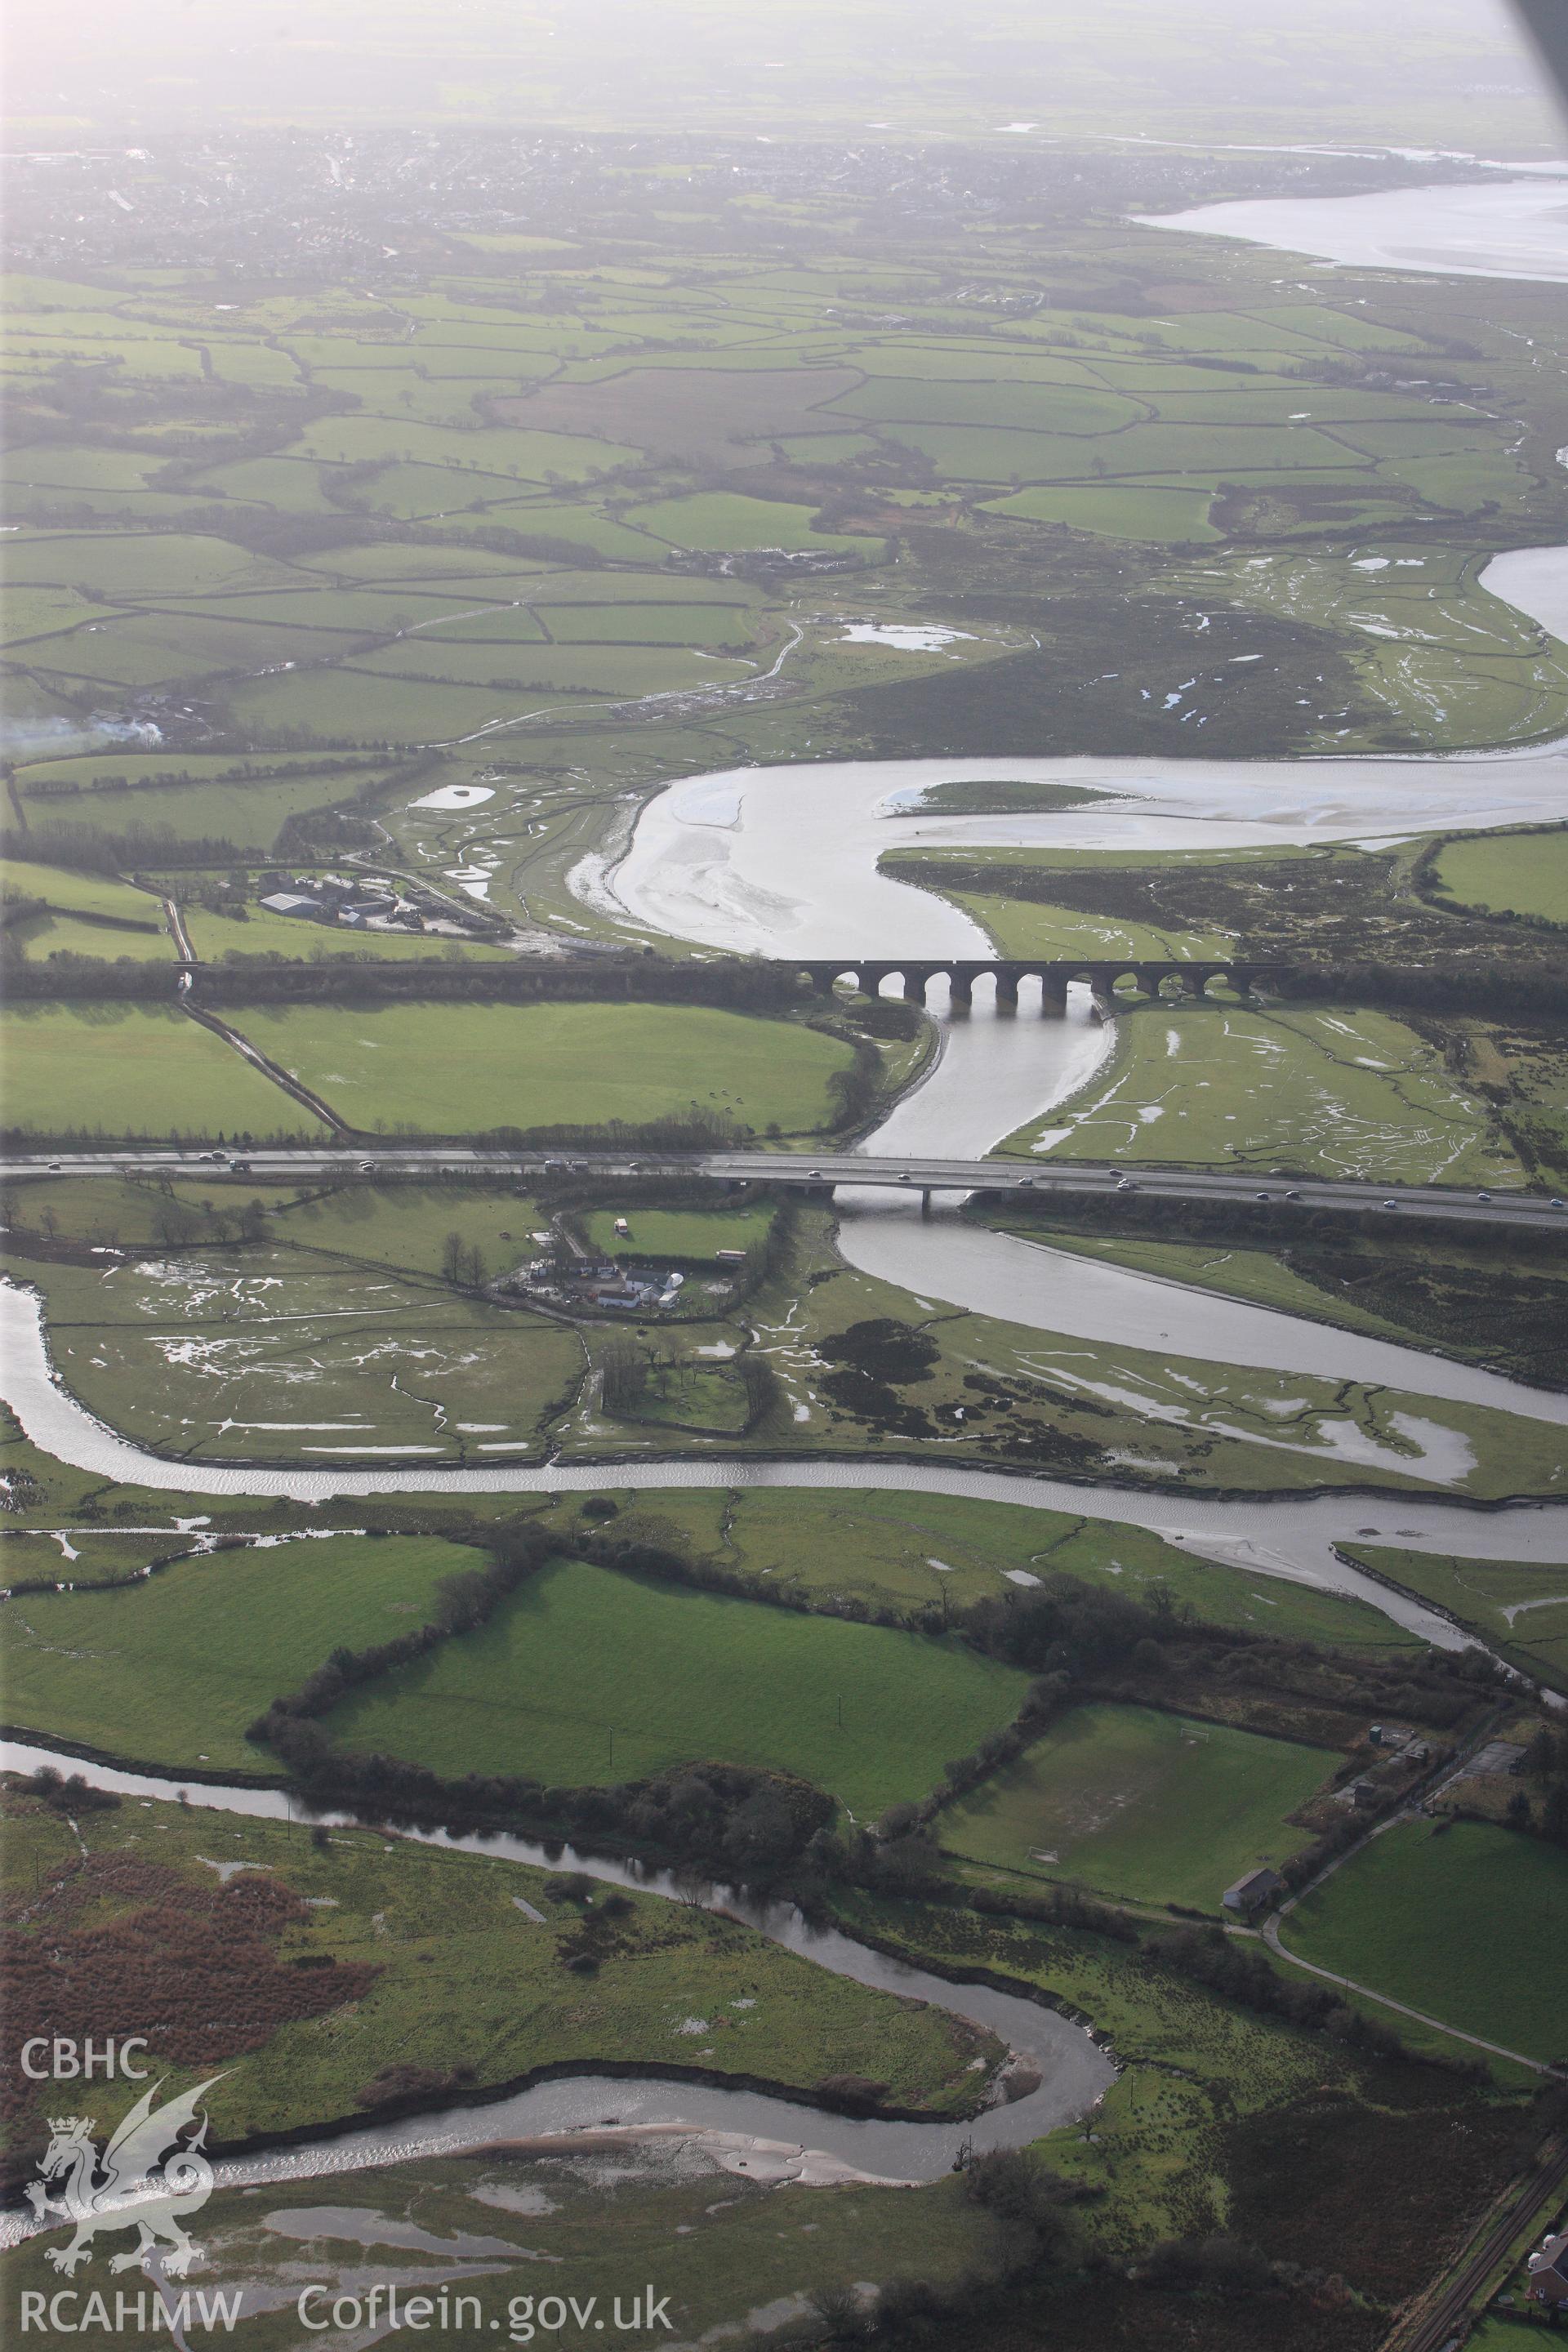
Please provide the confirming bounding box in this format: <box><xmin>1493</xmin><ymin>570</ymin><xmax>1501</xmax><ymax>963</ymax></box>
<box><xmin>5</xmin><ymin>1147</ymin><xmax>1564</xmax><ymax>1233</ymax></box>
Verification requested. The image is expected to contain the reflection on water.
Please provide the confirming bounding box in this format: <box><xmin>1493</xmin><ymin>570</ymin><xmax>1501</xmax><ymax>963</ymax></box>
<box><xmin>1143</xmin><ymin>176</ymin><xmax>1568</xmax><ymax>285</ymax></box>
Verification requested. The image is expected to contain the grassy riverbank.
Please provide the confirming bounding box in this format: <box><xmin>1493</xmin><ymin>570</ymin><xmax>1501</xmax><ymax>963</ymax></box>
<box><xmin>0</xmin><ymin>1785</ymin><xmax>1004</xmax><ymax>2167</ymax></box>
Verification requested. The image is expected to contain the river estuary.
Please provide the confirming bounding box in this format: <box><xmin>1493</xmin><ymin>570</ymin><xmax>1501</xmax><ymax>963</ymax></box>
<box><xmin>3</xmin><ymin>170</ymin><xmax>1567</xmax><ymax>2216</ymax></box>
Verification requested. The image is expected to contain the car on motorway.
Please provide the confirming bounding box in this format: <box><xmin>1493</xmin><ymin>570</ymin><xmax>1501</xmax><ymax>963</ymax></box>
<box><xmin>1554</xmin><ymin>1198</ymin><xmax>1566</xmax><ymax>1210</ymax></box>
<box><xmin>359</xmin><ymin>1160</ymin><xmax>375</xmax><ymax>1174</ymax></box>
<box><xmin>1285</xmin><ymin>1189</ymin><xmax>1302</xmax><ymax>1200</ymax></box>
<box><xmin>47</xmin><ymin>1160</ymin><xmax>61</xmax><ymax>1172</ymax></box>
<box><xmin>1477</xmin><ymin>1190</ymin><xmax>1492</xmax><ymax>1202</ymax></box>
<box><xmin>1254</xmin><ymin>1190</ymin><xmax>1270</xmax><ymax>1200</ymax></box>
<box><xmin>1382</xmin><ymin>1199</ymin><xmax>1399</xmax><ymax>1209</ymax></box>
<box><xmin>898</xmin><ymin>1171</ymin><xmax>913</xmax><ymax>1183</ymax></box>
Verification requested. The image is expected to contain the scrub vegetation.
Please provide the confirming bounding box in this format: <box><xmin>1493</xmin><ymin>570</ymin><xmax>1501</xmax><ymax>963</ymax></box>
<box><xmin>0</xmin><ymin>1784</ymin><xmax>1001</xmax><ymax>2166</ymax></box>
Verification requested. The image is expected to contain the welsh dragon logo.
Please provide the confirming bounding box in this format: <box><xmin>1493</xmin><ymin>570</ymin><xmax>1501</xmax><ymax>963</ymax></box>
<box><xmin>26</xmin><ymin>2076</ymin><xmax>226</xmax><ymax>2278</ymax></box>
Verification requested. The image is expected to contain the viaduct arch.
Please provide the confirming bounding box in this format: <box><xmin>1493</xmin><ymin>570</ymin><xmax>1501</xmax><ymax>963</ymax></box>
<box><xmin>790</xmin><ymin>958</ymin><xmax>1282</xmax><ymax>1008</ymax></box>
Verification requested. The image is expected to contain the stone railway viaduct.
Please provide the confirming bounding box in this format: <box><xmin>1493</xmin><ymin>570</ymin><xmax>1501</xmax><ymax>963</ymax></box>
<box><xmin>791</xmin><ymin>957</ymin><xmax>1284</xmax><ymax>1007</ymax></box>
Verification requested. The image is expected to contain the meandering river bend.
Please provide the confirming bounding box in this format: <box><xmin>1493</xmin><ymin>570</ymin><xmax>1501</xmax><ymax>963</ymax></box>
<box><xmin>4</xmin><ymin>174</ymin><xmax>1568</xmax><ymax>2212</ymax></box>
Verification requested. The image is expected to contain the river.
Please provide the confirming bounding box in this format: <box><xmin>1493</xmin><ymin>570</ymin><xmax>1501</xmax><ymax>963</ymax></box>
<box><xmin>0</xmin><ymin>1734</ymin><xmax>1115</xmax><ymax>2225</ymax></box>
<box><xmin>591</xmin><ymin>551</ymin><xmax>1568</xmax><ymax>1457</ymax></box>
<box><xmin>1142</xmin><ymin>172</ymin><xmax>1568</xmax><ymax>283</ymax></box>
<box><xmin>4</xmin><ymin>172</ymin><xmax>1568</xmax><ymax>2218</ymax></box>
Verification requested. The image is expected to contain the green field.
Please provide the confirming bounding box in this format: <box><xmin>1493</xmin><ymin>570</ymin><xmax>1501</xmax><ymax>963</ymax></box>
<box><xmin>262</xmin><ymin>1181</ymin><xmax>552</xmax><ymax>1276</ymax></box>
<box><xmin>939</xmin><ymin>1701</ymin><xmax>1330</xmax><ymax>1909</ymax></box>
<box><xmin>1012</xmin><ymin>1004</ymin><xmax>1520</xmax><ymax>1185</ymax></box>
<box><xmin>626</xmin><ymin>491</ymin><xmax>880</xmax><ymax>553</ymax></box>
<box><xmin>0</xmin><ymin>1174</ymin><xmax>552</xmax><ymax>1282</ymax></box>
<box><xmin>0</xmin><ymin>1004</ymin><xmax>321</xmax><ymax>1139</ymax></box>
<box><xmin>11</xmin><ymin>769</ymin><xmax>395</xmax><ymax>853</ymax></box>
<box><xmin>1</xmin><ymin>855</ymin><xmax>174</xmax><ymax>958</ymax></box>
<box><xmin>179</xmin><ymin>902</ymin><xmax>512</xmax><ymax>962</ymax></box>
<box><xmin>580</xmin><ymin>1204</ymin><xmax>773</xmax><ymax>1262</ymax></box>
<box><xmin>1283</xmin><ymin>1819</ymin><xmax>1568</xmax><ymax>2064</ymax></box>
<box><xmin>8</xmin><ymin>910</ymin><xmax>173</xmax><ymax>963</ymax></box>
<box><xmin>600</xmin><ymin>1487</ymin><xmax>1425</xmax><ymax>1649</ymax></box>
<box><xmin>0</xmin><ymin>1535</ymin><xmax>466</xmax><ymax>1771</ymax></box>
<box><xmin>324</xmin><ymin>1556</ymin><xmax>1031</xmax><ymax>1817</ymax></box>
<box><xmin>225</xmin><ymin>1000</ymin><xmax>857</xmax><ymax>1137</ymax></box>
<box><xmin>1</xmin><ymin>857</ymin><xmax>168</xmax><ymax>926</ymax></box>
<box><xmin>981</xmin><ymin>482</ymin><xmax>1222</xmax><ymax>542</ymax></box>
<box><xmin>1432</xmin><ymin>829</ymin><xmax>1568</xmax><ymax>924</ymax></box>
<box><xmin>355</xmin><ymin>637</ymin><xmax>753</xmax><ymax>693</ymax></box>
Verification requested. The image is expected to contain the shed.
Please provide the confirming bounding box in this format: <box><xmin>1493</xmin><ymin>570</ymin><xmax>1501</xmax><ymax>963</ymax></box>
<box><xmin>1222</xmin><ymin>1866</ymin><xmax>1285</xmax><ymax>1918</ymax></box>
<box><xmin>260</xmin><ymin>893</ymin><xmax>330</xmax><ymax>923</ymax></box>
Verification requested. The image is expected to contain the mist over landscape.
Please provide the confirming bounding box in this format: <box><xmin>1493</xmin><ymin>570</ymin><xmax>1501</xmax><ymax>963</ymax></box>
<box><xmin>2</xmin><ymin>4</ymin><xmax>1567</xmax><ymax>2350</ymax></box>
<box><xmin>4</xmin><ymin>0</ymin><xmax>1561</xmax><ymax>149</ymax></box>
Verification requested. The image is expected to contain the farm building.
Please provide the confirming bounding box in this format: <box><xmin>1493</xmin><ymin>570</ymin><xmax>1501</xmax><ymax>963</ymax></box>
<box><xmin>1527</xmin><ymin>2234</ymin><xmax>1568</xmax><ymax>2310</ymax></box>
<box><xmin>1222</xmin><ymin>1866</ymin><xmax>1285</xmax><ymax>1918</ymax></box>
<box><xmin>260</xmin><ymin>891</ymin><xmax>331</xmax><ymax>923</ymax></box>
